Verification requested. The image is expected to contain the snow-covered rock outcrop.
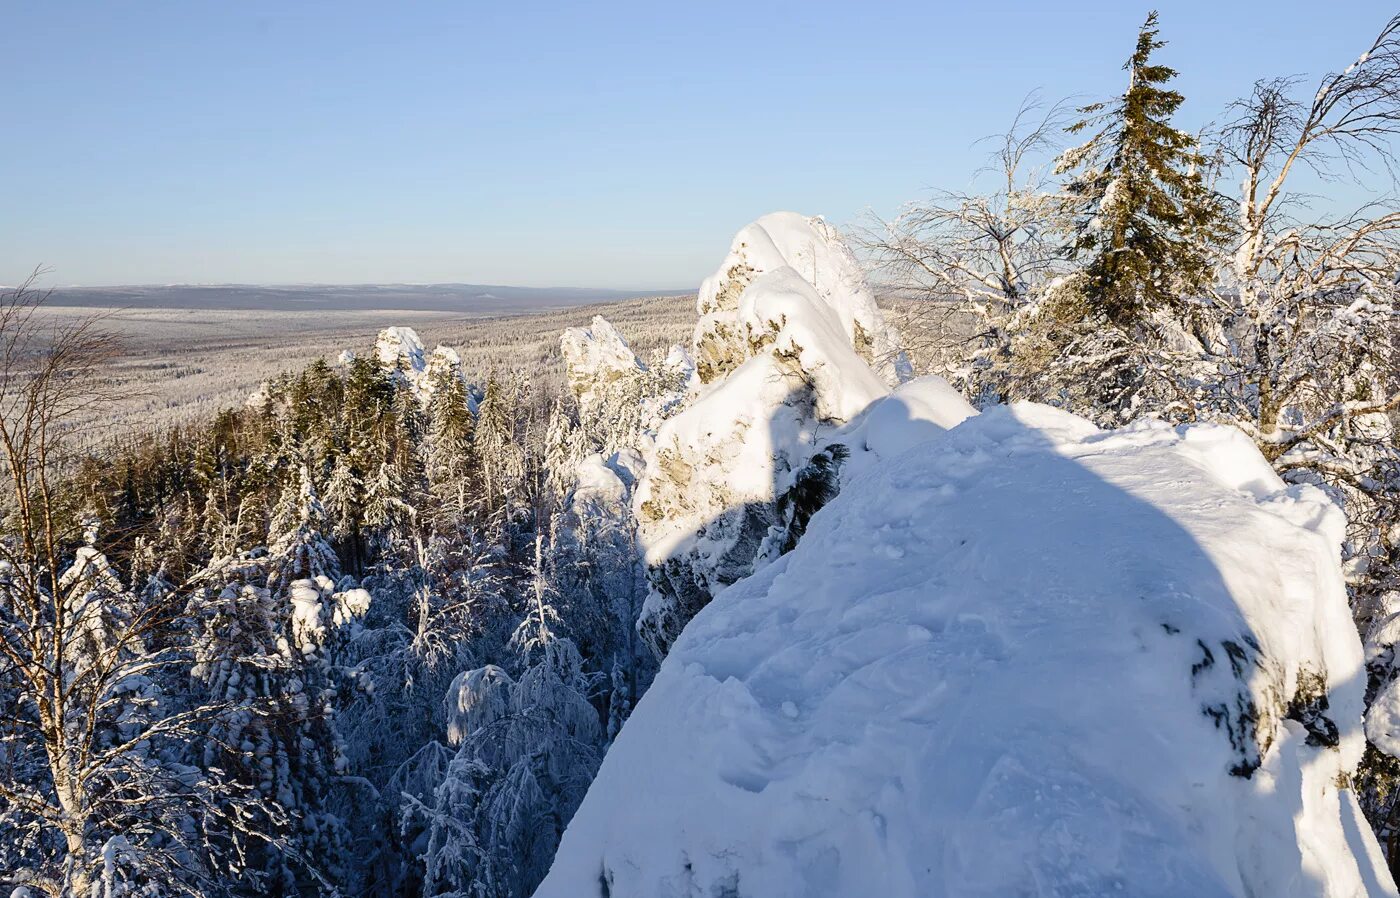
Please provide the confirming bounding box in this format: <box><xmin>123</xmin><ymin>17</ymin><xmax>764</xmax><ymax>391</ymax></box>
<box><xmin>246</xmin><ymin>326</ymin><xmax>474</xmax><ymax>414</ymax></box>
<box><xmin>694</xmin><ymin>211</ymin><xmax>910</xmax><ymax>387</ymax></box>
<box><xmin>375</xmin><ymin>325</ymin><xmax>428</xmax><ymax>375</ymax></box>
<box><xmin>634</xmin><ymin>214</ymin><xmax>922</xmax><ymax>656</ymax></box>
<box><xmin>561</xmin><ymin>315</ymin><xmax>645</xmax><ymax>415</ymax></box>
<box><xmin>373</xmin><ymin>325</ymin><xmax>472</xmax><ymax>407</ymax></box>
<box><xmin>557</xmin><ymin>316</ymin><xmax>693</xmax><ymax>463</ymax></box>
<box><xmin>539</xmin><ymin>402</ymin><xmax>1396</xmax><ymax>898</ymax></box>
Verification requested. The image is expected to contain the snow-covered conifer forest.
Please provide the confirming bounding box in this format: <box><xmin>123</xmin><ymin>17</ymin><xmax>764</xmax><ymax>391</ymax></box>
<box><xmin>5</xmin><ymin>10</ymin><xmax>1400</xmax><ymax>898</ymax></box>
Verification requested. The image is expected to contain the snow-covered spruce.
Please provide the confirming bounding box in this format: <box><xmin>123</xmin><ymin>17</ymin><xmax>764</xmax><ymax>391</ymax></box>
<box><xmin>539</xmin><ymin>403</ymin><xmax>1394</xmax><ymax>898</ymax></box>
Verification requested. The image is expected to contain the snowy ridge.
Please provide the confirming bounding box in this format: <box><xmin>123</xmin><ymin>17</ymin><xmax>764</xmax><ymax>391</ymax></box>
<box><xmin>540</xmin><ymin>403</ymin><xmax>1395</xmax><ymax>897</ymax></box>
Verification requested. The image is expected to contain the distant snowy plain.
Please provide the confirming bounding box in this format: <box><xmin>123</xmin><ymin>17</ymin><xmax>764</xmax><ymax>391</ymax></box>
<box><xmin>29</xmin><ymin>293</ymin><xmax>695</xmax><ymax>437</ymax></box>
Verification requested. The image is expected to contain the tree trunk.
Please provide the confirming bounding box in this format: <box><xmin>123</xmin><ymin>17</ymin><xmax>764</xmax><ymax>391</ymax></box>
<box><xmin>1253</xmin><ymin>323</ymin><xmax>1281</xmax><ymax>459</ymax></box>
<box><xmin>60</xmin><ymin>802</ymin><xmax>90</xmax><ymax>896</ymax></box>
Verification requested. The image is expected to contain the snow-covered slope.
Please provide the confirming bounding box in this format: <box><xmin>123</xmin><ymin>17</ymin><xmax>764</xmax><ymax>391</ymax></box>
<box><xmin>538</xmin><ymin>403</ymin><xmax>1395</xmax><ymax>898</ymax></box>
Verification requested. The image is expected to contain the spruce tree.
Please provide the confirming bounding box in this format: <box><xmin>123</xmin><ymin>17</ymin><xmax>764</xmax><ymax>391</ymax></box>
<box><xmin>1054</xmin><ymin>11</ymin><xmax>1228</xmax><ymax>326</ymax></box>
<box><xmin>267</xmin><ymin>464</ymin><xmax>341</xmax><ymax>590</ymax></box>
<box><xmin>425</xmin><ymin>364</ymin><xmax>476</xmax><ymax>526</ymax></box>
<box><xmin>324</xmin><ymin>452</ymin><xmax>365</xmax><ymax>572</ymax></box>
<box><xmin>364</xmin><ymin>458</ymin><xmax>416</xmax><ymax>558</ymax></box>
<box><xmin>473</xmin><ymin>376</ymin><xmax>527</xmax><ymax>531</ymax></box>
<box><xmin>432</xmin><ymin>534</ymin><xmax>602</xmax><ymax>898</ymax></box>
<box><xmin>344</xmin><ymin>353</ymin><xmax>395</xmax><ymax>427</ymax></box>
<box><xmin>542</xmin><ymin>399</ymin><xmax>586</xmax><ymax>508</ymax></box>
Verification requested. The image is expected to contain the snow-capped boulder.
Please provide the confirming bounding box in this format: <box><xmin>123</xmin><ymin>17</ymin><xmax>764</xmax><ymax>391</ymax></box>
<box><xmin>539</xmin><ymin>403</ymin><xmax>1396</xmax><ymax>898</ymax></box>
<box><xmin>863</xmin><ymin>375</ymin><xmax>978</xmax><ymax>459</ymax></box>
<box><xmin>694</xmin><ymin>211</ymin><xmax>911</xmax><ymax>387</ymax></box>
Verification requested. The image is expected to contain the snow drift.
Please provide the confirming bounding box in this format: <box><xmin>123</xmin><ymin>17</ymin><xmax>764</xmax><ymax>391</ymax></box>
<box><xmin>541</xmin><ymin>404</ymin><xmax>1394</xmax><ymax>896</ymax></box>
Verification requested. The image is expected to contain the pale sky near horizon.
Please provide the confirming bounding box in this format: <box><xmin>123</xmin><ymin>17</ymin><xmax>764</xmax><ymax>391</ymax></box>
<box><xmin>1</xmin><ymin>1</ymin><xmax>1395</xmax><ymax>289</ymax></box>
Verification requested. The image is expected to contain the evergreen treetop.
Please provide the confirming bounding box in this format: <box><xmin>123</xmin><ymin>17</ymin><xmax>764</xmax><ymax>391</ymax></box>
<box><xmin>1055</xmin><ymin>10</ymin><xmax>1230</xmax><ymax>326</ymax></box>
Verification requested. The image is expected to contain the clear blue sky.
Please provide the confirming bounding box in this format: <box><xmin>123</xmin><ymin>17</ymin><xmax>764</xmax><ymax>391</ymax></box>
<box><xmin>0</xmin><ymin>1</ymin><xmax>1393</xmax><ymax>289</ymax></box>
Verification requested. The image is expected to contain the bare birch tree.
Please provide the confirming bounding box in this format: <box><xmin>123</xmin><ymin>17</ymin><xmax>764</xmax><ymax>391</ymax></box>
<box><xmin>860</xmin><ymin>96</ymin><xmax>1071</xmax><ymax>401</ymax></box>
<box><xmin>0</xmin><ymin>275</ymin><xmax>278</xmax><ymax>896</ymax></box>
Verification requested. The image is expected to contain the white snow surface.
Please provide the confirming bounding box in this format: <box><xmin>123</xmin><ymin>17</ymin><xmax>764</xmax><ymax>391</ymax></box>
<box><xmin>540</xmin><ymin>403</ymin><xmax>1395</xmax><ymax>898</ymax></box>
